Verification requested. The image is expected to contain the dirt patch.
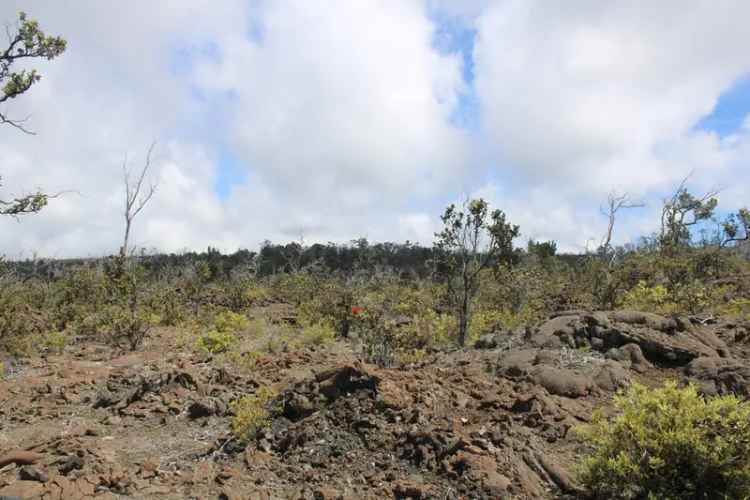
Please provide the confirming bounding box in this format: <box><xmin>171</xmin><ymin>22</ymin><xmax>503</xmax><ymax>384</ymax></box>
<box><xmin>0</xmin><ymin>312</ymin><xmax>748</xmax><ymax>499</ymax></box>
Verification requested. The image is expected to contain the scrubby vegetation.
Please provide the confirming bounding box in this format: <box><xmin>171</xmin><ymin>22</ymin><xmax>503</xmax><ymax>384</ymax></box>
<box><xmin>578</xmin><ymin>381</ymin><xmax>750</xmax><ymax>499</ymax></box>
<box><xmin>3</xmin><ymin>193</ymin><xmax>749</xmax><ymax>365</ymax></box>
<box><xmin>2</xmin><ymin>188</ymin><xmax>749</xmax><ymax>498</ymax></box>
<box><xmin>231</xmin><ymin>386</ymin><xmax>277</xmax><ymax>443</ymax></box>
<box><xmin>2</xmin><ymin>10</ymin><xmax>750</xmax><ymax>499</ymax></box>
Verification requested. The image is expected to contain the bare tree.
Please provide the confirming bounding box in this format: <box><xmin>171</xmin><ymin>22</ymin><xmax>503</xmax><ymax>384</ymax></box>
<box><xmin>599</xmin><ymin>191</ymin><xmax>644</xmax><ymax>265</ymax></box>
<box><xmin>120</xmin><ymin>143</ymin><xmax>157</xmax><ymax>258</ymax></box>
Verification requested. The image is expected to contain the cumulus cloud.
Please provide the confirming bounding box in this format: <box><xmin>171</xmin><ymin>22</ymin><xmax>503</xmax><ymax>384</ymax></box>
<box><xmin>1</xmin><ymin>1</ymin><xmax>749</xmax><ymax>256</ymax></box>
<box><xmin>190</xmin><ymin>1</ymin><xmax>470</xmax><ymax>231</ymax></box>
<box><xmin>0</xmin><ymin>0</ymin><xmax>472</xmax><ymax>256</ymax></box>
<box><xmin>472</xmin><ymin>0</ymin><xmax>750</xmax><ymax>249</ymax></box>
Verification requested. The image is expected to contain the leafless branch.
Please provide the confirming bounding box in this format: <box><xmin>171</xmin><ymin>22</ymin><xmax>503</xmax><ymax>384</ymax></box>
<box><xmin>599</xmin><ymin>190</ymin><xmax>644</xmax><ymax>264</ymax></box>
<box><xmin>121</xmin><ymin>142</ymin><xmax>158</xmax><ymax>257</ymax></box>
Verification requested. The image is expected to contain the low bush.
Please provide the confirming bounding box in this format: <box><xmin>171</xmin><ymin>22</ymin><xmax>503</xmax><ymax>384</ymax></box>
<box><xmin>298</xmin><ymin>322</ymin><xmax>335</xmax><ymax>346</ymax></box>
<box><xmin>621</xmin><ymin>280</ymin><xmax>673</xmax><ymax>315</ymax></box>
<box><xmin>213</xmin><ymin>310</ymin><xmax>250</xmax><ymax>334</ymax></box>
<box><xmin>41</xmin><ymin>330</ymin><xmax>67</xmax><ymax>354</ymax></box>
<box><xmin>231</xmin><ymin>386</ymin><xmax>276</xmax><ymax>442</ymax></box>
<box><xmin>196</xmin><ymin>328</ymin><xmax>236</xmax><ymax>354</ymax></box>
<box><xmin>0</xmin><ymin>283</ymin><xmax>53</xmax><ymax>355</ymax></box>
<box><xmin>577</xmin><ymin>381</ymin><xmax>750</xmax><ymax>499</ymax></box>
<box><xmin>196</xmin><ymin>310</ymin><xmax>251</xmax><ymax>354</ymax></box>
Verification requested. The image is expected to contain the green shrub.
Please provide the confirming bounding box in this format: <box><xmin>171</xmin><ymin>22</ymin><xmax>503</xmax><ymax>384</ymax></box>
<box><xmin>468</xmin><ymin>306</ymin><xmax>539</xmax><ymax>341</ymax></box>
<box><xmin>41</xmin><ymin>330</ymin><xmax>67</xmax><ymax>354</ymax></box>
<box><xmin>195</xmin><ymin>310</ymin><xmax>250</xmax><ymax>354</ymax></box>
<box><xmin>231</xmin><ymin>387</ymin><xmax>276</xmax><ymax>442</ymax></box>
<box><xmin>196</xmin><ymin>329</ymin><xmax>236</xmax><ymax>354</ymax></box>
<box><xmin>577</xmin><ymin>381</ymin><xmax>750</xmax><ymax>499</ymax></box>
<box><xmin>0</xmin><ymin>283</ymin><xmax>52</xmax><ymax>355</ymax></box>
<box><xmin>102</xmin><ymin>304</ymin><xmax>157</xmax><ymax>351</ymax></box>
<box><xmin>213</xmin><ymin>310</ymin><xmax>250</xmax><ymax>334</ymax></box>
<box><xmin>298</xmin><ymin>322</ymin><xmax>335</xmax><ymax>346</ymax></box>
<box><xmin>621</xmin><ymin>280</ymin><xmax>674</xmax><ymax>315</ymax></box>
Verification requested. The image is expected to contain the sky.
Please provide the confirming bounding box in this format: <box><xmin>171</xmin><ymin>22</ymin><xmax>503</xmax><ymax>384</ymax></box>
<box><xmin>0</xmin><ymin>0</ymin><xmax>749</xmax><ymax>258</ymax></box>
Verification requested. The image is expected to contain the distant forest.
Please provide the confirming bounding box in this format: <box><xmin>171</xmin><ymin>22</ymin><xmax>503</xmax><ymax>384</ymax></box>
<box><xmin>6</xmin><ymin>238</ymin><xmax>578</xmax><ymax>281</ymax></box>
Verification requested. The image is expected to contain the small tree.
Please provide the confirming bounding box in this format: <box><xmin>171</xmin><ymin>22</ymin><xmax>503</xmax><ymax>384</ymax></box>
<box><xmin>660</xmin><ymin>177</ymin><xmax>718</xmax><ymax>253</ymax></box>
<box><xmin>108</xmin><ymin>144</ymin><xmax>157</xmax><ymax>351</ymax></box>
<box><xmin>280</xmin><ymin>234</ymin><xmax>306</xmax><ymax>274</ymax></box>
<box><xmin>720</xmin><ymin>207</ymin><xmax>750</xmax><ymax>248</ymax></box>
<box><xmin>0</xmin><ymin>11</ymin><xmax>66</xmax><ymax>216</ymax></box>
<box><xmin>434</xmin><ymin>198</ymin><xmax>519</xmax><ymax>346</ymax></box>
<box><xmin>527</xmin><ymin>239</ymin><xmax>557</xmax><ymax>260</ymax></box>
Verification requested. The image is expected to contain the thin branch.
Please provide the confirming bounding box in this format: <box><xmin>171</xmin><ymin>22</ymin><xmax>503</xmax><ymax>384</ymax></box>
<box><xmin>121</xmin><ymin>142</ymin><xmax>158</xmax><ymax>257</ymax></box>
<box><xmin>0</xmin><ymin>111</ymin><xmax>35</xmax><ymax>134</ymax></box>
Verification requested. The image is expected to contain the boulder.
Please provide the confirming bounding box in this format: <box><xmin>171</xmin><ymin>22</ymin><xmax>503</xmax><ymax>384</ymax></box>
<box><xmin>187</xmin><ymin>397</ymin><xmax>227</xmax><ymax>419</ymax></box>
<box><xmin>684</xmin><ymin>357</ymin><xmax>750</xmax><ymax>397</ymax></box>
<box><xmin>609</xmin><ymin>310</ymin><xmax>678</xmax><ymax>332</ymax></box>
<box><xmin>534</xmin><ymin>310</ymin><xmax>728</xmax><ymax>366</ymax></box>
<box><xmin>474</xmin><ymin>334</ymin><xmax>499</xmax><ymax>349</ymax></box>
<box><xmin>535</xmin><ymin>315</ymin><xmax>582</xmax><ymax>348</ymax></box>
<box><xmin>496</xmin><ymin>349</ymin><xmax>539</xmax><ymax>378</ymax></box>
<box><xmin>605</xmin><ymin>344</ymin><xmax>652</xmax><ymax>373</ymax></box>
<box><xmin>531</xmin><ymin>366</ymin><xmax>592</xmax><ymax>398</ymax></box>
<box><xmin>592</xmin><ymin>360</ymin><xmax>631</xmax><ymax>392</ymax></box>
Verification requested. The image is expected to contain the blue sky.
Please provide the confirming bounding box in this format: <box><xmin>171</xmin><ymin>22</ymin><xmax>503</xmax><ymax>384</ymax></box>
<box><xmin>696</xmin><ymin>75</ymin><xmax>750</xmax><ymax>137</ymax></box>
<box><xmin>2</xmin><ymin>1</ymin><xmax>750</xmax><ymax>257</ymax></box>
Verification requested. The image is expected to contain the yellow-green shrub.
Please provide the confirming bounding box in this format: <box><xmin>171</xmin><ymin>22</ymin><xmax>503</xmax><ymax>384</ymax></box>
<box><xmin>577</xmin><ymin>381</ymin><xmax>750</xmax><ymax>499</ymax></box>
<box><xmin>195</xmin><ymin>310</ymin><xmax>251</xmax><ymax>353</ymax></box>
<box><xmin>42</xmin><ymin>330</ymin><xmax>67</xmax><ymax>354</ymax></box>
<box><xmin>0</xmin><ymin>283</ymin><xmax>52</xmax><ymax>354</ymax></box>
<box><xmin>621</xmin><ymin>280</ymin><xmax>674</xmax><ymax>315</ymax></box>
<box><xmin>196</xmin><ymin>329</ymin><xmax>236</xmax><ymax>354</ymax></box>
<box><xmin>394</xmin><ymin>348</ymin><xmax>427</xmax><ymax>365</ymax></box>
<box><xmin>244</xmin><ymin>285</ymin><xmax>271</xmax><ymax>305</ymax></box>
<box><xmin>231</xmin><ymin>387</ymin><xmax>276</xmax><ymax>442</ymax></box>
<box><xmin>406</xmin><ymin>309</ymin><xmax>455</xmax><ymax>347</ymax></box>
<box><xmin>718</xmin><ymin>297</ymin><xmax>750</xmax><ymax>320</ymax></box>
<box><xmin>213</xmin><ymin>310</ymin><xmax>250</xmax><ymax>334</ymax></box>
<box><xmin>224</xmin><ymin>349</ymin><xmax>263</xmax><ymax>373</ymax></box>
<box><xmin>298</xmin><ymin>322</ymin><xmax>335</xmax><ymax>346</ymax></box>
<box><xmin>468</xmin><ymin>306</ymin><xmax>541</xmax><ymax>341</ymax></box>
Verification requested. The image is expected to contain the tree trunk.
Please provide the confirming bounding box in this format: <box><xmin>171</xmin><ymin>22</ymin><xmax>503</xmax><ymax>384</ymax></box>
<box><xmin>121</xmin><ymin>218</ymin><xmax>131</xmax><ymax>258</ymax></box>
<box><xmin>458</xmin><ymin>292</ymin><xmax>469</xmax><ymax>347</ymax></box>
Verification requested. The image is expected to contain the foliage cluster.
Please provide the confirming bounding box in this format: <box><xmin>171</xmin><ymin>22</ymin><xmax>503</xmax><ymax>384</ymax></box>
<box><xmin>2</xmin><ymin>238</ymin><xmax>749</xmax><ymax>360</ymax></box>
<box><xmin>577</xmin><ymin>381</ymin><xmax>750</xmax><ymax>499</ymax></box>
<box><xmin>230</xmin><ymin>386</ymin><xmax>277</xmax><ymax>442</ymax></box>
<box><xmin>195</xmin><ymin>310</ymin><xmax>249</xmax><ymax>354</ymax></box>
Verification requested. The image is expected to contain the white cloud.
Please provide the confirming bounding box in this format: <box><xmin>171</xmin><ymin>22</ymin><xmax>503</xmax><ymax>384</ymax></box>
<box><xmin>0</xmin><ymin>0</ymin><xmax>472</xmax><ymax>256</ymax></box>
<box><xmin>474</xmin><ymin>0</ymin><xmax>750</xmax><ymax>195</ymax></box>
<box><xmin>192</xmin><ymin>0</ymin><xmax>470</xmax><ymax>211</ymax></box>
<box><xmin>471</xmin><ymin>0</ymin><xmax>750</xmax><ymax>249</ymax></box>
<box><xmin>1</xmin><ymin>1</ymin><xmax>750</xmax><ymax>257</ymax></box>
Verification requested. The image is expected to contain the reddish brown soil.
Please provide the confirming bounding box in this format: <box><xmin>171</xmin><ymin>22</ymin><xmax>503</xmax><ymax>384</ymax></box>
<box><xmin>0</xmin><ymin>312</ymin><xmax>747</xmax><ymax>499</ymax></box>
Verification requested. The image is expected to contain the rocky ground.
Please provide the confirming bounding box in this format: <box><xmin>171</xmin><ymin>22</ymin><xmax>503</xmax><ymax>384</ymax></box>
<box><xmin>1</xmin><ymin>310</ymin><xmax>748</xmax><ymax>499</ymax></box>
